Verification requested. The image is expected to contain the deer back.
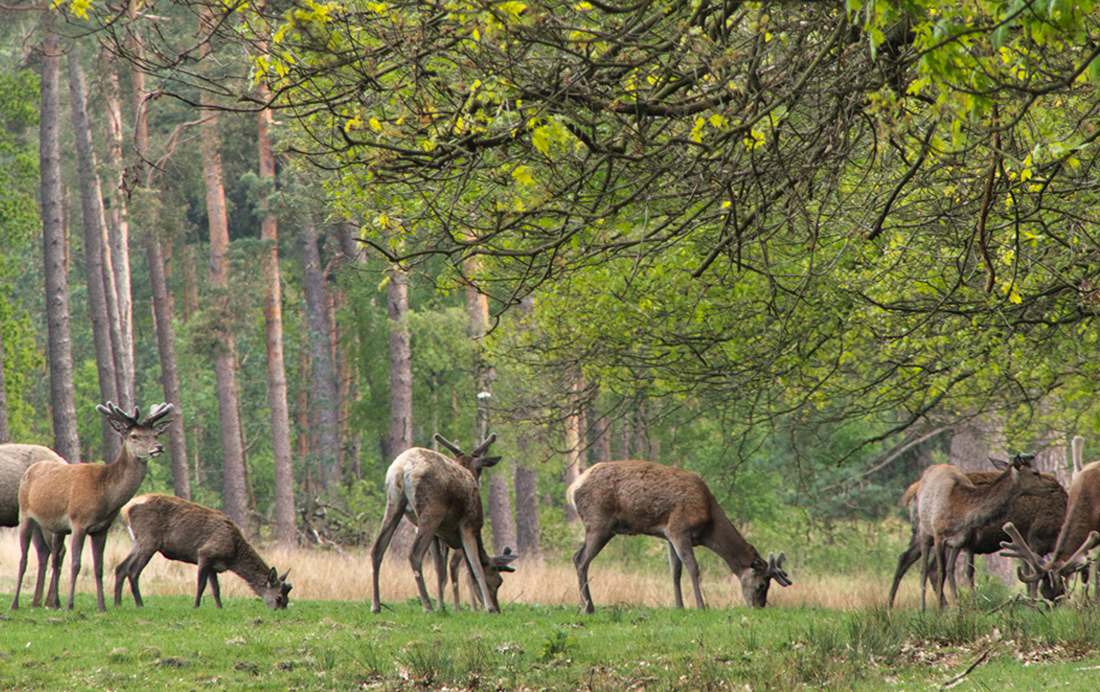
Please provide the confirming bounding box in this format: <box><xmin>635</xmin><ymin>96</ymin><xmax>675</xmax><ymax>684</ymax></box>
<box><xmin>389</xmin><ymin>447</ymin><xmax>485</xmax><ymax>530</ymax></box>
<box><xmin>568</xmin><ymin>460</ymin><xmax>713</xmax><ymax>536</ymax></box>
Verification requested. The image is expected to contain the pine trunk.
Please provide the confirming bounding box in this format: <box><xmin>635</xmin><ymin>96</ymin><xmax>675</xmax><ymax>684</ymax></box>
<box><xmin>513</xmin><ymin>434</ymin><xmax>541</xmax><ymax>559</ymax></box>
<box><xmin>127</xmin><ymin>8</ymin><xmax>189</xmax><ymax>497</ymax></box>
<box><xmin>301</xmin><ymin>221</ymin><xmax>340</xmax><ymax>489</ymax></box>
<box><xmin>388</xmin><ymin>262</ymin><xmax>413</xmax><ymax>454</ymax></box>
<box><xmin>202</xmin><ymin>79</ymin><xmax>248</xmax><ymax>528</ymax></box>
<box><xmin>68</xmin><ymin>47</ymin><xmax>121</xmax><ymax>463</ymax></box>
<box><xmin>40</xmin><ymin>25</ymin><xmax>81</xmax><ymax>464</ymax></box>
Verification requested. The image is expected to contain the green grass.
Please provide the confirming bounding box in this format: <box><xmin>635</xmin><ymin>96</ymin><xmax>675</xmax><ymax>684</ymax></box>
<box><xmin>3</xmin><ymin>593</ymin><xmax>1100</xmax><ymax>690</ymax></box>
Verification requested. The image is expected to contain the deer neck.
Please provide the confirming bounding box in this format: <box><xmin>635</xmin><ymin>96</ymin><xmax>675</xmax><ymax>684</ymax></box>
<box><xmin>955</xmin><ymin>469</ymin><xmax>1018</xmax><ymax>537</ymax></box>
<box><xmin>705</xmin><ymin>500</ymin><xmax>762</xmax><ymax>575</ymax></box>
<box><xmin>100</xmin><ymin>448</ymin><xmax>149</xmax><ymax>513</ymax></box>
<box><xmin>230</xmin><ymin>541</ymin><xmax>274</xmax><ymax>596</ymax></box>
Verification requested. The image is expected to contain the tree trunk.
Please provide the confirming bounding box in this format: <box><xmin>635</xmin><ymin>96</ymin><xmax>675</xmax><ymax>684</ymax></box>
<box><xmin>301</xmin><ymin>220</ymin><xmax>340</xmax><ymax>489</ymax></box>
<box><xmin>68</xmin><ymin>46</ymin><xmax>121</xmax><ymax>463</ymax></box>
<box><xmin>202</xmin><ymin>74</ymin><xmax>248</xmax><ymax>528</ymax></box>
<box><xmin>127</xmin><ymin>6</ymin><xmax>189</xmax><ymax>497</ymax></box>
<box><xmin>563</xmin><ymin>379</ymin><xmax>586</xmax><ymax>522</ymax></box>
<box><xmin>254</xmin><ymin>61</ymin><xmax>296</xmax><ymax>544</ymax></box>
<box><xmin>387</xmin><ymin>256</ymin><xmax>415</xmax><ymax>554</ymax></box>
<box><xmin>0</xmin><ymin>333</ymin><xmax>9</xmax><ymax>443</ymax></box>
<box><xmin>99</xmin><ymin>46</ymin><xmax>135</xmax><ymax>411</ymax></box>
<box><xmin>40</xmin><ymin>24</ymin><xmax>80</xmax><ymax>464</ymax></box>
<box><xmin>513</xmin><ymin>434</ymin><xmax>540</xmax><ymax>559</ymax></box>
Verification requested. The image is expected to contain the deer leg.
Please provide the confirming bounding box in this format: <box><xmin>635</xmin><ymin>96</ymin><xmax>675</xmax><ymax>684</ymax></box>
<box><xmin>430</xmin><ymin>538</ymin><xmax>447</xmax><ymax>612</ymax></box>
<box><xmin>31</xmin><ymin>525</ymin><xmax>52</xmax><ymax>607</ymax></box>
<box><xmin>964</xmin><ymin>548</ymin><xmax>977</xmax><ymax>592</ymax></box>
<box><xmin>90</xmin><ymin>531</ymin><xmax>108</xmax><ymax>612</ymax></box>
<box><xmin>933</xmin><ymin>539</ymin><xmax>949</xmax><ymax>609</ymax></box>
<box><xmin>918</xmin><ymin>533</ymin><xmax>933</xmax><ymax>613</ymax></box>
<box><xmin>448</xmin><ymin>548</ymin><xmax>464</xmax><ymax>610</ymax></box>
<box><xmin>209</xmin><ymin>572</ymin><xmax>222</xmax><ymax>609</ymax></box>
<box><xmin>668</xmin><ymin>535</ymin><xmax>705</xmax><ymax>609</ymax></box>
<box><xmin>45</xmin><ymin>531</ymin><xmax>65</xmax><ymax>609</ymax></box>
<box><xmin>667</xmin><ymin>541</ymin><xmax>685</xmax><ymax>609</ymax></box>
<box><xmin>10</xmin><ymin>517</ymin><xmax>35</xmax><ymax>610</ymax></box>
<box><xmin>887</xmin><ymin>535</ymin><xmax>922</xmax><ymax>609</ymax></box>
<box><xmin>195</xmin><ymin>560</ymin><xmax>214</xmax><ymax>608</ymax></box>
<box><xmin>67</xmin><ymin>528</ymin><xmax>89</xmax><ymax>611</ymax></box>
<box><xmin>369</xmin><ymin>495</ymin><xmax>408</xmax><ymax>614</ymax></box>
<box><xmin>408</xmin><ymin>522</ymin><xmax>439</xmax><ymax>612</ymax></box>
<box><xmin>574</xmin><ymin>527</ymin><xmax>614</xmax><ymax>614</ymax></box>
<box><xmin>459</xmin><ymin>527</ymin><xmax>496</xmax><ymax>613</ymax></box>
<box><xmin>116</xmin><ymin>546</ymin><xmax>156</xmax><ymax>607</ymax></box>
<box><xmin>945</xmin><ymin>546</ymin><xmax>960</xmax><ymax>604</ymax></box>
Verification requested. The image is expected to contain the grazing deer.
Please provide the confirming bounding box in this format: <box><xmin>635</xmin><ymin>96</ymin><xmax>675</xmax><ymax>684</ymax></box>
<box><xmin>1002</xmin><ymin>457</ymin><xmax>1100</xmax><ymax>602</ymax></box>
<box><xmin>887</xmin><ymin>466</ymin><xmax>1067</xmax><ymax>607</ymax></box>
<box><xmin>916</xmin><ymin>453</ymin><xmax>1062</xmax><ymax>610</ymax></box>
<box><xmin>114</xmin><ymin>494</ymin><xmax>291</xmax><ymax>609</ymax></box>
<box><xmin>370</xmin><ymin>435</ymin><xmax>517</xmax><ymax>613</ymax></box>
<box><xmin>10</xmin><ymin>402</ymin><xmax>172</xmax><ymax>612</ymax></box>
<box><xmin>567</xmin><ymin>460</ymin><xmax>791</xmax><ymax>612</ymax></box>
<box><xmin>1</xmin><ymin>444</ymin><xmax>67</xmax><ymax>607</ymax></box>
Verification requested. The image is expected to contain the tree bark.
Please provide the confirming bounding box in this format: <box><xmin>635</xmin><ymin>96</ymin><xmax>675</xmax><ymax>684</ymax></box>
<box><xmin>40</xmin><ymin>23</ymin><xmax>80</xmax><ymax>464</ymax></box>
<box><xmin>201</xmin><ymin>66</ymin><xmax>248</xmax><ymax>528</ymax></box>
<box><xmin>99</xmin><ymin>46</ymin><xmax>135</xmax><ymax>411</ymax></box>
<box><xmin>127</xmin><ymin>3</ymin><xmax>189</xmax><ymax>497</ymax></box>
<box><xmin>563</xmin><ymin>378</ymin><xmax>586</xmax><ymax>521</ymax></box>
<box><xmin>388</xmin><ymin>261</ymin><xmax>413</xmax><ymax>454</ymax></box>
<box><xmin>68</xmin><ymin>45</ymin><xmax>121</xmax><ymax>463</ymax></box>
<box><xmin>513</xmin><ymin>434</ymin><xmax>540</xmax><ymax>559</ymax></box>
<box><xmin>301</xmin><ymin>220</ymin><xmax>340</xmax><ymax>489</ymax></box>
<box><xmin>256</xmin><ymin>82</ymin><xmax>296</xmax><ymax>545</ymax></box>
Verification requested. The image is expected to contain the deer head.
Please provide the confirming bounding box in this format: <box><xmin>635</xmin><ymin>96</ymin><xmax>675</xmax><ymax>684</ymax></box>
<box><xmin>97</xmin><ymin>402</ymin><xmax>174</xmax><ymax>462</ymax></box>
<box><xmin>259</xmin><ymin>567</ymin><xmax>292</xmax><ymax>610</ymax></box>
<box><xmin>740</xmin><ymin>551</ymin><xmax>791</xmax><ymax>608</ymax></box>
<box><xmin>482</xmin><ymin>546</ymin><xmax>519</xmax><ymax>612</ymax></box>
<box><xmin>433</xmin><ymin>433</ymin><xmax>502</xmax><ymax>480</ymax></box>
<box><xmin>1002</xmin><ymin>521</ymin><xmax>1100</xmax><ymax>601</ymax></box>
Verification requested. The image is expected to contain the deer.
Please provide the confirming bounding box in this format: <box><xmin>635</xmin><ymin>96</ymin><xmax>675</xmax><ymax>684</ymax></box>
<box><xmin>915</xmin><ymin>452</ymin><xmax>1063</xmax><ymax>610</ymax></box>
<box><xmin>370</xmin><ymin>434</ymin><xmax>518</xmax><ymax>614</ymax></box>
<box><xmin>567</xmin><ymin>460</ymin><xmax>791</xmax><ymax>612</ymax></box>
<box><xmin>1</xmin><ymin>444</ymin><xmax>67</xmax><ymax>607</ymax></box>
<box><xmin>1001</xmin><ymin>456</ymin><xmax>1100</xmax><ymax>602</ymax></box>
<box><xmin>114</xmin><ymin>493</ymin><xmax>291</xmax><ymax>609</ymax></box>
<box><xmin>886</xmin><ymin>463</ymin><xmax>1067</xmax><ymax>607</ymax></box>
<box><xmin>10</xmin><ymin>402</ymin><xmax>173</xmax><ymax>612</ymax></box>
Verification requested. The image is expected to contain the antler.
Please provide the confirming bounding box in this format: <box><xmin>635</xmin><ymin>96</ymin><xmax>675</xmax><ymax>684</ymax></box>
<box><xmin>471</xmin><ymin>433</ymin><xmax>498</xmax><ymax>458</ymax></box>
<box><xmin>96</xmin><ymin>401</ymin><xmax>139</xmax><ymax>428</ymax></box>
<box><xmin>1057</xmin><ymin>531</ymin><xmax>1100</xmax><ymax>578</ymax></box>
<box><xmin>141</xmin><ymin>403</ymin><xmax>174</xmax><ymax>428</ymax></box>
<box><xmin>1000</xmin><ymin>521</ymin><xmax>1046</xmax><ymax>584</ymax></box>
<box><xmin>434</xmin><ymin>434</ymin><xmax>463</xmax><ymax>457</ymax></box>
<box><xmin>767</xmin><ymin>552</ymin><xmax>792</xmax><ymax>587</ymax></box>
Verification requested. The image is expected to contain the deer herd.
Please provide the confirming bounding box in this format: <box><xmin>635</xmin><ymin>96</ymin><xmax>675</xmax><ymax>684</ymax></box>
<box><xmin>2</xmin><ymin>401</ymin><xmax>1100</xmax><ymax>614</ymax></box>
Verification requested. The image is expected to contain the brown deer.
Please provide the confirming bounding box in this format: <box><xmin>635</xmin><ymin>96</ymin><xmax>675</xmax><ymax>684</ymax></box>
<box><xmin>887</xmin><ymin>464</ymin><xmax>1067</xmax><ymax>607</ymax></box>
<box><xmin>10</xmin><ymin>402</ymin><xmax>173</xmax><ymax>612</ymax></box>
<box><xmin>370</xmin><ymin>435</ymin><xmax>517</xmax><ymax>614</ymax></box>
<box><xmin>567</xmin><ymin>460</ymin><xmax>791</xmax><ymax>612</ymax></box>
<box><xmin>114</xmin><ymin>493</ymin><xmax>291</xmax><ymax>609</ymax></box>
<box><xmin>916</xmin><ymin>453</ymin><xmax>1062</xmax><ymax>610</ymax></box>
<box><xmin>1</xmin><ymin>444</ymin><xmax>67</xmax><ymax>606</ymax></box>
<box><xmin>1002</xmin><ymin>457</ymin><xmax>1100</xmax><ymax>602</ymax></box>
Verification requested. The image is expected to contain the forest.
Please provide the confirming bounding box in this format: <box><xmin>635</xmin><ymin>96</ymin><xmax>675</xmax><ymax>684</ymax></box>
<box><xmin>1</xmin><ymin>0</ymin><xmax>1099</xmax><ymax>590</ymax></box>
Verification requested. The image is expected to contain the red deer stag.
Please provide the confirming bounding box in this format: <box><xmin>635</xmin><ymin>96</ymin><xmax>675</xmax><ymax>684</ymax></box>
<box><xmin>10</xmin><ymin>402</ymin><xmax>172</xmax><ymax>612</ymax></box>
<box><xmin>887</xmin><ymin>463</ymin><xmax>1067</xmax><ymax>607</ymax></box>
<box><xmin>114</xmin><ymin>493</ymin><xmax>291</xmax><ymax>609</ymax></box>
<box><xmin>916</xmin><ymin>453</ymin><xmax>1062</xmax><ymax>611</ymax></box>
<box><xmin>567</xmin><ymin>460</ymin><xmax>791</xmax><ymax>612</ymax></box>
<box><xmin>1</xmin><ymin>444</ymin><xmax>66</xmax><ymax>606</ymax></box>
<box><xmin>1002</xmin><ymin>455</ymin><xmax>1100</xmax><ymax>602</ymax></box>
<box><xmin>370</xmin><ymin>435</ymin><xmax>517</xmax><ymax>613</ymax></box>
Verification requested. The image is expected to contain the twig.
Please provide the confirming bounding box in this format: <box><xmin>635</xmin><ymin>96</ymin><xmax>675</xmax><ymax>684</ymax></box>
<box><xmin>940</xmin><ymin>647</ymin><xmax>992</xmax><ymax>690</ymax></box>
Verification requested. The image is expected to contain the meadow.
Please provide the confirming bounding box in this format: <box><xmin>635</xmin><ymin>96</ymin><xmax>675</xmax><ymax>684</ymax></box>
<box><xmin>3</xmin><ymin>527</ymin><xmax>1100</xmax><ymax>690</ymax></box>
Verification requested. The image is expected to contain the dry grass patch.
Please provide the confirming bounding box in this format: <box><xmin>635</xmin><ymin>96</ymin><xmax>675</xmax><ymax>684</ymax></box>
<box><xmin>1</xmin><ymin>527</ymin><xmax>906</xmax><ymax>610</ymax></box>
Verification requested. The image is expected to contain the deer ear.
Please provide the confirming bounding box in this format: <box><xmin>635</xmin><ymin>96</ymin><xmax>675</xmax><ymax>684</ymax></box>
<box><xmin>477</xmin><ymin>456</ymin><xmax>503</xmax><ymax>470</ymax></box>
<box><xmin>988</xmin><ymin>456</ymin><xmax>1008</xmax><ymax>470</ymax></box>
<box><xmin>750</xmin><ymin>558</ymin><xmax>766</xmax><ymax>572</ymax></box>
<box><xmin>268</xmin><ymin>566</ymin><xmax>279</xmax><ymax>585</ymax></box>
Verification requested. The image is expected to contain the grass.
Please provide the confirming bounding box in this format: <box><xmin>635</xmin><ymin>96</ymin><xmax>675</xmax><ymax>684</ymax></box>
<box><xmin>4</xmin><ymin>526</ymin><xmax>1100</xmax><ymax>689</ymax></box>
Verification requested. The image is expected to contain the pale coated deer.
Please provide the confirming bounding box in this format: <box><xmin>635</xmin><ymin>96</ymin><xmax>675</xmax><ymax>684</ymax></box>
<box><xmin>887</xmin><ymin>465</ymin><xmax>1067</xmax><ymax>607</ymax></box>
<box><xmin>1002</xmin><ymin>456</ymin><xmax>1100</xmax><ymax>602</ymax></box>
<box><xmin>1</xmin><ymin>444</ymin><xmax>66</xmax><ymax>606</ymax></box>
<box><xmin>370</xmin><ymin>435</ymin><xmax>517</xmax><ymax>614</ymax></box>
<box><xmin>916</xmin><ymin>453</ymin><xmax>1062</xmax><ymax>610</ymax></box>
<box><xmin>10</xmin><ymin>402</ymin><xmax>173</xmax><ymax>612</ymax></box>
<box><xmin>567</xmin><ymin>460</ymin><xmax>791</xmax><ymax>612</ymax></box>
<box><xmin>114</xmin><ymin>493</ymin><xmax>291</xmax><ymax>609</ymax></box>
